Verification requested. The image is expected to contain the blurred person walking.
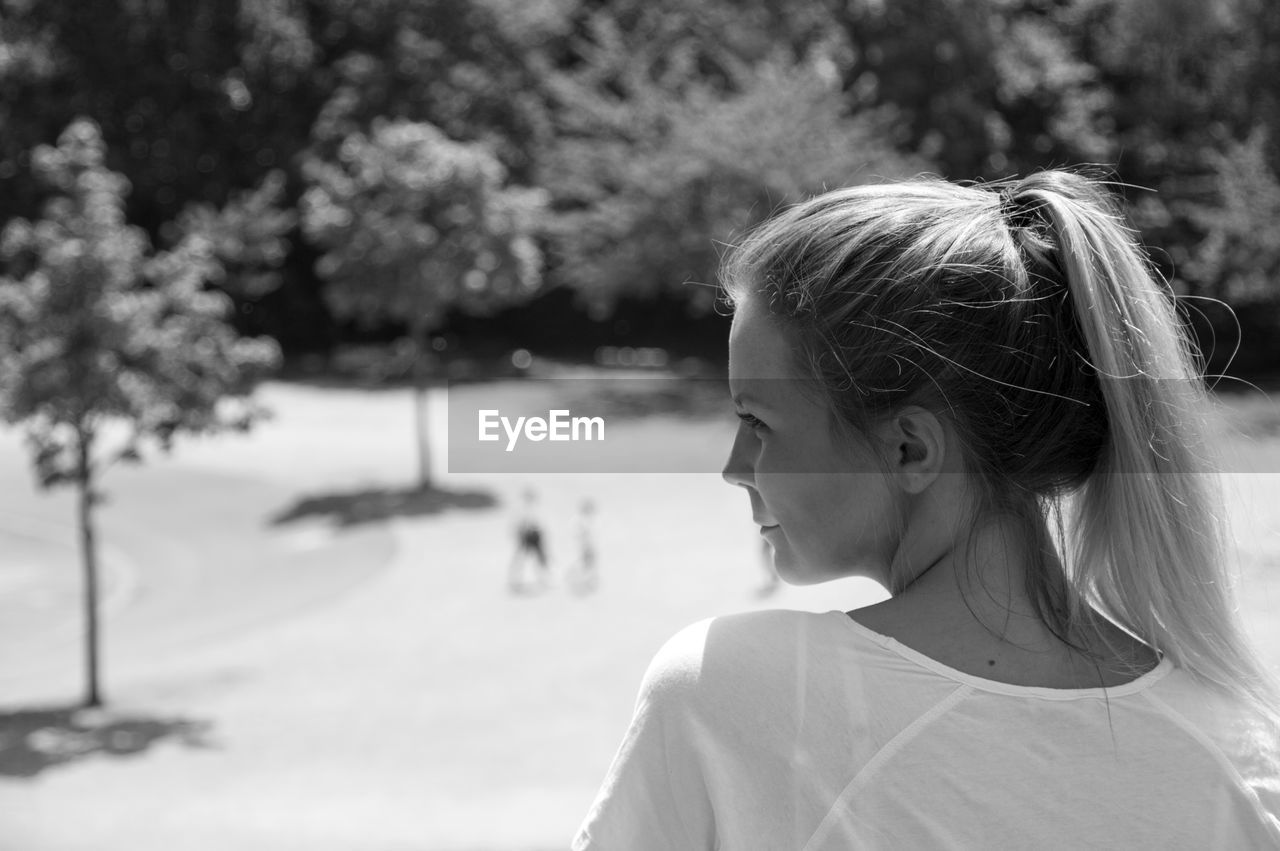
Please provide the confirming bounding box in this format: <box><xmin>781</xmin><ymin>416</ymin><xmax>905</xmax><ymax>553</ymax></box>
<box><xmin>508</xmin><ymin>488</ymin><xmax>550</xmax><ymax>593</ymax></box>
<box><xmin>568</xmin><ymin>498</ymin><xmax>599</xmax><ymax>595</ymax></box>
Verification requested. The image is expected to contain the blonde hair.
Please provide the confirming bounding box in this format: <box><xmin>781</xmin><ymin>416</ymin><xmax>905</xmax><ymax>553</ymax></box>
<box><xmin>722</xmin><ymin>168</ymin><xmax>1279</xmax><ymax>720</ymax></box>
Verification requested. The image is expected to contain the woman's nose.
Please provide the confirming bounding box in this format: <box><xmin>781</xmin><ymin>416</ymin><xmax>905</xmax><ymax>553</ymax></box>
<box><xmin>722</xmin><ymin>423</ymin><xmax>755</xmax><ymax>488</ymax></box>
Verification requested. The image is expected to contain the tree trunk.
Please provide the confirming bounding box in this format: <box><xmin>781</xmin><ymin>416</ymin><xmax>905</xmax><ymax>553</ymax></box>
<box><xmin>76</xmin><ymin>426</ymin><xmax>103</xmax><ymax>708</ymax></box>
<box><xmin>410</xmin><ymin>327</ymin><xmax>433</xmax><ymax>490</ymax></box>
<box><xmin>412</xmin><ymin>380</ymin><xmax>431</xmax><ymax>489</ymax></box>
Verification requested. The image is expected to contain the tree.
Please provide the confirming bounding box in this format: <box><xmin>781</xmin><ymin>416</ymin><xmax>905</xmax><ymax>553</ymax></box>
<box><xmin>300</xmin><ymin>118</ymin><xmax>545</xmax><ymax>487</ymax></box>
<box><xmin>822</xmin><ymin>0</ymin><xmax>1117</xmax><ymax>180</ymax></box>
<box><xmin>0</xmin><ymin>118</ymin><xmax>281</xmax><ymax>708</ymax></box>
<box><xmin>1177</xmin><ymin>129</ymin><xmax>1280</xmax><ymax>372</ymax></box>
<box><xmin>164</xmin><ymin>169</ymin><xmax>299</xmax><ymax>341</ymax></box>
<box><xmin>538</xmin><ymin>3</ymin><xmax>926</xmax><ymax>315</ymax></box>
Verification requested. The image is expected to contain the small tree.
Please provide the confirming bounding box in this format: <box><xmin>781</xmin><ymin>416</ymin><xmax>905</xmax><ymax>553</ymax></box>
<box><xmin>0</xmin><ymin>118</ymin><xmax>280</xmax><ymax>709</ymax></box>
<box><xmin>301</xmin><ymin>118</ymin><xmax>545</xmax><ymax>488</ymax></box>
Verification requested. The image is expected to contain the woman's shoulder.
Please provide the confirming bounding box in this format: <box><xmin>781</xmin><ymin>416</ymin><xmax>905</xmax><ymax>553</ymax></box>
<box><xmin>638</xmin><ymin>610</ymin><xmax>954</xmax><ymax>767</ymax></box>
<box><xmin>650</xmin><ymin>608</ymin><xmax>849</xmax><ymax>666</ymax></box>
<box><xmin>640</xmin><ymin>609</ymin><xmax>879</xmax><ymax>709</ymax></box>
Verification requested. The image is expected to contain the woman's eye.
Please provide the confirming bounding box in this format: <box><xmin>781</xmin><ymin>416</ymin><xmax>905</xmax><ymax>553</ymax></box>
<box><xmin>736</xmin><ymin>411</ymin><xmax>767</xmax><ymax>432</ymax></box>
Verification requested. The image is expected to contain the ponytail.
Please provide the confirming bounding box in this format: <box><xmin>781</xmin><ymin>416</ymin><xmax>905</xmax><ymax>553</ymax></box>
<box><xmin>1012</xmin><ymin>171</ymin><xmax>1280</xmax><ymax>722</ymax></box>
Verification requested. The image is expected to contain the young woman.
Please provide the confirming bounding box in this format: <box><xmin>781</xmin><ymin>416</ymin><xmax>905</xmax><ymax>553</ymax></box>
<box><xmin>574</xmin><ymin>170</ymin><xmax>1280</xmax><ymax>849</ymax></box>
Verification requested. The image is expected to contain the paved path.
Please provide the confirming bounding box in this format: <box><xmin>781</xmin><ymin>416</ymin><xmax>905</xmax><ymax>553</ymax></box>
<box><xmin>1</xmin><ymin>380</ymin><xmax>1277</xmax><ymax>850</ymax></box>
<box><xmin>0</xmin><ymin>410</ymin><xmax>397</xmax><ymax>707</ymax></box>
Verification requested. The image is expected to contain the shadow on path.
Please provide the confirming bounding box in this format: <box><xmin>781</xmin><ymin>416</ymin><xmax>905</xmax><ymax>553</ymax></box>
<box><xmin>270</xmin><ymin>485</ymin><xmax>497</xmax><ymax>528</ymax></box>
<box><xmin>0</xmin><ymin>706</ymin><xmax>216</xmax><ymax>778</ymax></box>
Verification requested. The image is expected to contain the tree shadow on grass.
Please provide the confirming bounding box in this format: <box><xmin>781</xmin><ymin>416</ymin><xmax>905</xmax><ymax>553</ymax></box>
<box><xmin>0</xmin><ymin>706</ymin><xmax>216</xmax><ymax>778</ymax></box>
<box><xmin>270</xmin><ymin>485</ymin><xmax>497</xmax><ymax>528</ymax></box>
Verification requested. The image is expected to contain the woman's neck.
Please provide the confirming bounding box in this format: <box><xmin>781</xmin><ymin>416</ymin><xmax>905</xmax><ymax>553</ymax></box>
<box><xmin>859</xmin><ymin>514</ymin><xmax>1158</xmax><ymax>687</ymax></box>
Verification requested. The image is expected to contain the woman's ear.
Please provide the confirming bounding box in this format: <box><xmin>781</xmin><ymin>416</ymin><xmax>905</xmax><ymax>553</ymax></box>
<box><xmin>878</xmin><ymin>406</ymin><xmax>947</xmax><ymax>494</ymax></box>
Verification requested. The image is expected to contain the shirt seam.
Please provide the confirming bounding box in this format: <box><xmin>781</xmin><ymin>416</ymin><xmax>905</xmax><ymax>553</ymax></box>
<box><xmin>835</xmin><ymin>611</ymin><xmax>1172</xmax><ymax>700</ymax></box>
<box><xmin>1139</xmin><ymin>689</ymin><xmax>1280</xmax><ymax>837</ymax></box>
<box><xmin>799</xmin><ymin>683</ymin><xmax>973</xmax><ymax>851</ymax></box>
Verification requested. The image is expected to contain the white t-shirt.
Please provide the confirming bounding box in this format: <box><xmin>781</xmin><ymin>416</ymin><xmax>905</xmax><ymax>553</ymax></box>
<box><xmin>574</xmin><ymin>609</ymin><xmax>1280</xmax><ymax>850</ymax></box>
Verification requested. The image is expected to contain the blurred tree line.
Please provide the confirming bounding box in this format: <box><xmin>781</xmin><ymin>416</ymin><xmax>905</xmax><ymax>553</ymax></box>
<box><xmin>2</xmin><ymin>0</ymin><xmax>1279</xmax><ymax>374</ymax></box>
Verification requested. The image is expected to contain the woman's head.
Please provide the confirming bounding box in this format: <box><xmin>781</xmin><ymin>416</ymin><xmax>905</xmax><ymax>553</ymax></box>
<box><xmin>722</xmin><ymin>172</ymin><xmax>1131</xmax><ymax>590</ymax></box>
<box><xmin>722</xmin><ymin>291</ymin><xmax>962</xmax><ymax>586</ymax></box>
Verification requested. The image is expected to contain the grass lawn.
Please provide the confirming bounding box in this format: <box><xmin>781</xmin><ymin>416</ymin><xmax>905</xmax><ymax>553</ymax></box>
<box><xmin>0</xmin><ymin>377</ymin><xmax>1277</xmax><ymax>850</ymax></box>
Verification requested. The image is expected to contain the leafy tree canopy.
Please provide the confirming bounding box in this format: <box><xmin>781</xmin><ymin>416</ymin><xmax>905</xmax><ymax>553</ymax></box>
<box><xmin>301</xmin><ymin>118</ymin><xmax>546</xmax><ymax>339</ymax></box>
<box><xmin>2</xmin><ymin>0</ymin><xmax>1279</xmax><ymax>368</ymax></box>
<box><xmin>0</xmin><ymin>118</ymin><xmax>280</xmax><ymax>486</ymax></box>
